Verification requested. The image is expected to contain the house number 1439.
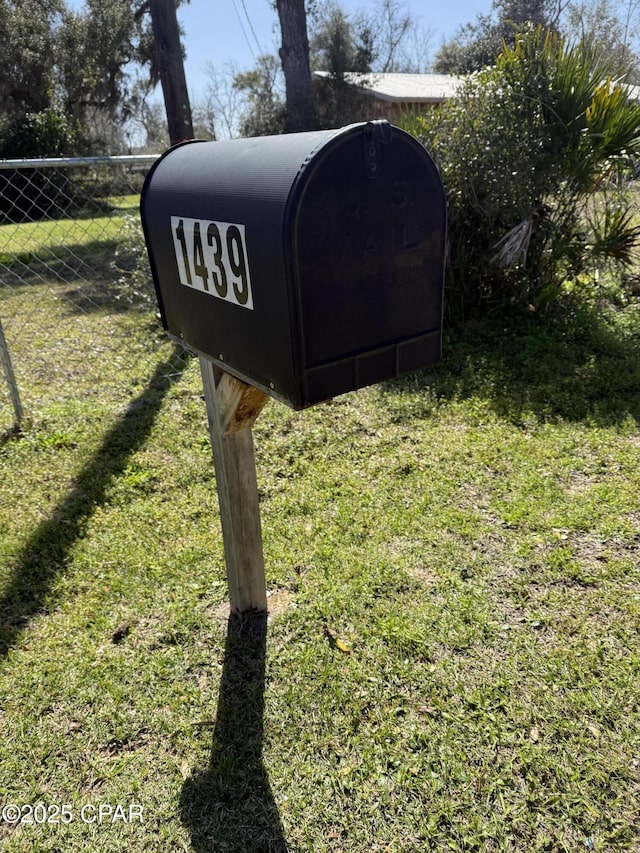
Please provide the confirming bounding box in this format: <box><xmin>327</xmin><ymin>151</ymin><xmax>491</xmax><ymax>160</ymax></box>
<box><xmin>171</xmin><ymin>216</ymin><xmax>254</xmax><ymax>310</ymax></box>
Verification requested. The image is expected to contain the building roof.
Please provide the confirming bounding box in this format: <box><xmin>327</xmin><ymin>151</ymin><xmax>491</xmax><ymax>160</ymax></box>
<box><xmin>313</xmin><ymin>72</ymin><xmax>464</xmax><ymax>103</ymax></box>
<box><xmin>313</xmin><ymin>71</ymin><xmax>640</xmax><ymax>108</ymax></box>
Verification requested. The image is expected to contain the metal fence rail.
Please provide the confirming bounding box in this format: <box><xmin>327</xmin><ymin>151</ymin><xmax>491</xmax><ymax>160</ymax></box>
<box><xmin>0</xmin><ymin>154</ymin><xmax>190</xmax><ymax>434</ymax></box>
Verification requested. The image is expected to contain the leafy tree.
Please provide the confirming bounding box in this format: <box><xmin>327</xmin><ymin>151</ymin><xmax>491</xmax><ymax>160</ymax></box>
<box><xmin>0</xmin><ymin>0</ymin><xmax>193</xmax><ymax>220</ymax></box>
<box><xmin>434</xmin><ymin>0</ymin><xmax>563</xmax><ymax>73</ymax></box>
<box><xmin>0</xmin><ymin>107</ymin><xmax>81</xmax><ymax>222</ymax></box>
<box><xmin>562</xmin><ymin>0</ymin><xmax>640</xmax><ymax>81</ymax></box>
<box><xmin>0</xmin><ymin>108</ymin><xmax>78</xmax><ymax>158</ymax></box>
<box><xmin>419</xmin><ymin>28</ymin><xmax>640</xmax><ymax>321</ymax></box>
<box><xmin>233</xmin><ymin>55</ymin><xmax>287</xmax><ymax>137</ymax></box>
<box><xmin>0</xmin><ymin>0</ymin><xmax>61</xmax><ymax>116</ymax></box>
<box><xmin>310</xmin><ymin>2</ymin><xmax>375</xmax><ymax>73</ymax></box>
<box><xmin>311</xmin><ymin>0</ymin><xmax>428</xmax><ymax>127</ymax></box>
<box><xmin>1</xmin><ymin>0</ymin><xmax>138</xmax><ymax>153</ymax></box>
<box><xmin>310</xmin><ymin>2</ymin><xmax>376</xmax><ymax>127</ymax></box>
<box><xmin>0</xmin><ymin>0</ymin><xmax>193</xmax><ymax>156</ymax></box>
<box><xmin>62</xmin><ymin>0</ymin><xmax>138</xmax><ymax>121</ymax></box>
<box><xmin>0</xmin><ymin>1</ymin><xmax>81</xmax><ymax>221</ymax></box>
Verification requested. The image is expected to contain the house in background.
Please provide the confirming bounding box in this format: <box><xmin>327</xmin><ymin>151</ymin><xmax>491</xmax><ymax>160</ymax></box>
<box><xmin>312</xmin><ymin>72</ymin><xmax>464</xmax><ymax>122</ymax></box>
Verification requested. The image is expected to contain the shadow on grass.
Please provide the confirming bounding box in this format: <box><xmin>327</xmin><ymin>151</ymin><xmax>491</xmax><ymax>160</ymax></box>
<box><xmin>1</xmin><ymin>240</ymin><xmax>156</xmax><ymax>315</ymax></box>
<box><xmin>0</xmin><ymin>345</ymin><xmax>189</xmax><ymax>656</ymax></box>
<box><xmin>383</xmin><ymin>307</ymin><xmax>640</xmax><ymax>427</ymax></box>
<box><xmin>2</xmin><ymin>239</ymin><xmax>118</xmax><ymax>276</ymax></box>
<box><xmin>180</xmin><ymin>612</ymin><xmax>288</xmax><ymax>853</ymax></box>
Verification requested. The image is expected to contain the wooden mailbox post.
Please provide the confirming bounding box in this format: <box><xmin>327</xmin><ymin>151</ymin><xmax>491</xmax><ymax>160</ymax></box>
<box><xmin>199</xmin><ymin>357</ymin><xmax>269</xmax><ymax>613</ymax></box>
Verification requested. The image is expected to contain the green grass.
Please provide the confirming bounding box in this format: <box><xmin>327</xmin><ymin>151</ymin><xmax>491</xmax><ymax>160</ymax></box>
<box><xmin>0</xmin><ymin>269</ymin><xmax>639</xmax><ymax>851</ymax></box>
<box><xmin>0</xmin><ymin>195</ymin><xmax>139</xmax><ymax>265</ymax></box>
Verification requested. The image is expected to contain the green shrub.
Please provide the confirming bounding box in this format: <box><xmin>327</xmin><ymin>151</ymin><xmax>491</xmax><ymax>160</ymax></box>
<box><xmin>0</xmin><ymin>108</ymin><xmax>82</xmax><ymax>223</ymax></box>
<box><xmin>0</xmin><ymin>108</ymin><xmax>80</xmax><ymax>159</ymax></box>
<box><xmin>111</xmin><ymin>213</ymin><xmax>156</xmax><ymax>309</ymax></box>
<box><xmin>415</xmin><ymin>28</ymin><xmax>640</xmax><ymax>323</ymax></box>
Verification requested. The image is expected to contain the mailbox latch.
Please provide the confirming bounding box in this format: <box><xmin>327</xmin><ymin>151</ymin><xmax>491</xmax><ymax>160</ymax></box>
<box><xmin>364</xmin><ymin>120</ymin><xmax>393</xmax><ymax>180</ymax></box>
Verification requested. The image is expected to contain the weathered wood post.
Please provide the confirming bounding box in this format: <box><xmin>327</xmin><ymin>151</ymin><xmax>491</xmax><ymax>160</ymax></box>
<box><xmin>199</xmin><ymin>357</ymin><xmax>269</xmax><ymax>613</ymax></box>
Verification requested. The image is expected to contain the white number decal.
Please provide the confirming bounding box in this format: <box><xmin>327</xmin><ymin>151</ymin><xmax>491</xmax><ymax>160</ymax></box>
<box><xmin>171</xmin><ymin>216</ymin><xmax>253</xmax><ymax>310</ymax></box>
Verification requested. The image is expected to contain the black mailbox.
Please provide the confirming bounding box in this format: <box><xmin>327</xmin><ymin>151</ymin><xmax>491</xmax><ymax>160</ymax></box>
<box><xmin>140</xmin><ymin>121</ymin><xmax>446</xmax><ymax>409</ymax></box>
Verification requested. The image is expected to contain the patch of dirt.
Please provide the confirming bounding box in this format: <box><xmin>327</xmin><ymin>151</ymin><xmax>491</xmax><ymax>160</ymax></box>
<box><xmin>565</xmin><ymin>471</ymin><xmax>598</xmax><ymax>496</ymax></box>
<box><xmin>213</xmin><ymin>588</ymin><xmax>294</xmax><ymax>624</ymax></box>
<box><xmin>409</xmin><ymin>565</ymin><xmax>440</xmax><ymax>586</ymax></box>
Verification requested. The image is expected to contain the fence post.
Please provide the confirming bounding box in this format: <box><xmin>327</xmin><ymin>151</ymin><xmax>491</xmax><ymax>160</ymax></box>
<box><xmin>0</xmin><ymin>316</ymin><xmax>23</xmax><ymax>429</ymax></box>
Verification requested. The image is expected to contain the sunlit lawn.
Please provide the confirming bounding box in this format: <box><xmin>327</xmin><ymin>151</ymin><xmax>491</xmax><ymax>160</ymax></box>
<box><xmin>0</xmin><ymin>195</ymin><xmax>139</xmax><ymax>263</ymax></box>
<box><xmin>0</xmin><ymin>250</ymin><xmax>639</xmax><ymax>851</ymax></box>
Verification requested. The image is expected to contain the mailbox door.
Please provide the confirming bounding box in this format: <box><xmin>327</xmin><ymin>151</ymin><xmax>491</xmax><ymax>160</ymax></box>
<box><xmin>291</xmin><ymin>123</ymin><xmax>446</xmax><ymax>406</ymax></box>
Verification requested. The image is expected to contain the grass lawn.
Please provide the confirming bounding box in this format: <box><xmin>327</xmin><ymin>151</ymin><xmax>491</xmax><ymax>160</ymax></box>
<box><xmin>0</xmin><ymin>262</ymin><xmax>639</xmax><ymax>850</ymax></box>
<box><xmin>0</xmin><ymin>197</ymin><xmax>140</xmax><ymax>266</ymax></box>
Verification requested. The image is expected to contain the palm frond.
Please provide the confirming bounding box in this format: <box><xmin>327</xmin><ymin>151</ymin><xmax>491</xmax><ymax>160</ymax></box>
<box><xmin>494</xmin><ymin>217</ymin><xmax>536</xmax><ymax>266</ymax></box>
<box><xmin>588</xmin><ymin>206</ymin><xmax>640</xmax><ymax>266</ymax></box>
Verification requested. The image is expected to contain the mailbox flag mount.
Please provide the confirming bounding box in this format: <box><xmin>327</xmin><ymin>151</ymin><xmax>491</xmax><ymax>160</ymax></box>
<box><xmin>141</xmin><ymin>120</ymin><xmax>446</xmax><ymax>409</ymax></box>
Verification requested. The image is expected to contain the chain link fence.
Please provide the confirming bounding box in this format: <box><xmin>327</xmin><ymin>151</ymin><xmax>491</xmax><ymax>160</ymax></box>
<box><xmin>0</xmin><ymin>155</ymin><xmax>192</xmax><ymax>435</ymax></box>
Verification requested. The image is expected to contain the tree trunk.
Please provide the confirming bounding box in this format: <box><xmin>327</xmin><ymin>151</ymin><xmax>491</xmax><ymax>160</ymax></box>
<box><xmin>149</xmin><ymin>0</ymin><xmax>194</xmax><ymax>145</ymax></box>
<box><xmin>275</xmin><ymin>0</ymin><xmax>317</xmax><ymax>132</ymax></box>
